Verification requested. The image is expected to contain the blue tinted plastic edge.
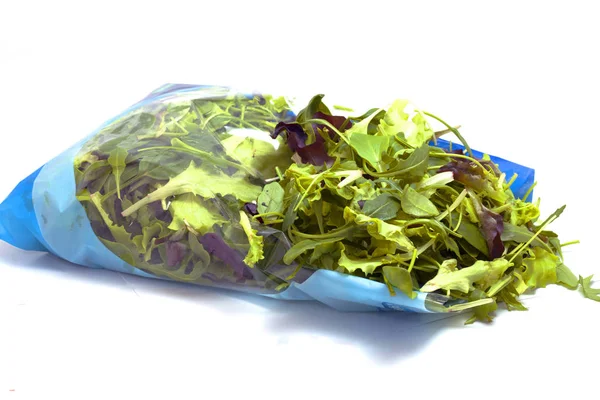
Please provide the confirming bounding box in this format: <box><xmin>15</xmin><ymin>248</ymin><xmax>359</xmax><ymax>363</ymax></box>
<box><xmin>0</xmin><ymin>167</ymin><xmax>51</xmax><ymax>251</ymax></box>
<box><xmin>264</xmin><ymin>269</ymin><xmax>432</xmax><ymax>312</ymax></box>
<box><xmin>27</xmin><ymin>85</ymin><xmax>247</xmax><ymax>277</ymax></box>
<box><xmin>31</xmin><ymin>135</ymin><xmax>158</xmax><ymax>278</ymax></box>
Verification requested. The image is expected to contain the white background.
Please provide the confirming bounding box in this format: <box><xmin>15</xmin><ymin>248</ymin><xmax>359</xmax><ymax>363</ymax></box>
<box><xmin>1</xmin><ymin>1</ymin><xmax>599</xmax><ymax>399</ymax></box>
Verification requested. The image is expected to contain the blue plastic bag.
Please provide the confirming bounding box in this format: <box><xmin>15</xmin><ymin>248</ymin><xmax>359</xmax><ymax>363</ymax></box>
<box><xmin>0</xmin><ymin>84</ymin><xmax>535</xmax><ymax>313</ymax></box>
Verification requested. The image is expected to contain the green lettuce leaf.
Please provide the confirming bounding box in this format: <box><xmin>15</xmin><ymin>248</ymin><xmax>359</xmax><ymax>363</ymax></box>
<box><xmin>257</xmin><ymin>182</ymin><xmax>285</xmax><ymax>214</ymax></box>
<box><xmin>521</xmin><ymin>247</ymin><xmax>558</xmax><ymax>289</ymax></box>
<box><xmin>578</xmin><ymin>275</ymin><xmax>600</xmax><ymax>302</ymax></box>
<box><xmin>107</xmin><ymin>148</ymin><xmax>128</xmax><ymax>200</ymax></box>
<box><xmin>401</xmin><ymin>186</ymin><xmax>439</xmax><ymax>217</ymax></box>
<box><xmin>122</xmin><ymin>161</ymin><xmax>262</xmax><ymax>217</ymax></box>
<box><xmin>168</xmin><ymin>193</ymin><xmax>226</xmax><ymax>234</ymax></box>
<box><xmin>361</xmin><ymin>193</ymin><xmax>401</xmax><ymax>220</ymax></box>
<box><xmin>338</xmin><ymin>247</ymin><xmax>382</xmax><ymax>276</ymax></box>
<box><xmin>382</xmin><ymin>265</ymin><xmax>417</xmax><ymax>299</ymax></box>
<box><xmin>378</xmin><ymin>99</ymin><xmax>434</xmax><ymax>147</ymax></box>
<box><xmin>239</xmin><ymin>211</ymin><xmax>264</xmax><ymax>267</ymax></box>
<box><xmin>347</xmin><ymin>134</ymin><xmax>390</xmax><ymax>172</ymax></box>
<box><xmin>421</xmin><ymin>258</ymin><xmax>511</xmax><ymax>294</ymax></box>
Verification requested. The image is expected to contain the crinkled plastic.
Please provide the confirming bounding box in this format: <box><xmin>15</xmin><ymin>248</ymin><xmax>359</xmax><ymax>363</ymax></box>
<box><xmin>0</xmin><ymin>84</ymin><xmax>535</xmax><ymax>313</ymax></box>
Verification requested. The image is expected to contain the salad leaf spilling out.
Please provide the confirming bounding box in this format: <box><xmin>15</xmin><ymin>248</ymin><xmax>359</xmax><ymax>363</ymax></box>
<box><xmin>74</xmin><ymin>90</ymin><xmax>596</xmax><ymax>321</ymax></box>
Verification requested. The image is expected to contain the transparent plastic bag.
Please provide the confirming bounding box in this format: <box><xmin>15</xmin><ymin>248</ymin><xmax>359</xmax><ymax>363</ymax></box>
<box><xmin>0</xmin><ymin>84</ymin><xmax>535</xmax><ymax>312</ymax></box>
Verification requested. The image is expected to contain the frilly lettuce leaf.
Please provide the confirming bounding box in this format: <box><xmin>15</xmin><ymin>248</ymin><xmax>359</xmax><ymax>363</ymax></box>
<box><xmin>521</xmin><ymin>247</ymin><xmax>558</xmax><ymax>289</ymax></box>
<box><xmin>421</xmin><ymin>258</ymin><xmax>511</xmax><ymax>294</ymax></box>
<box><xmin>378</xmin><ymin>99</ymin><xmax>434</xmax><ymax>147</ymax></box>
<box><xmin>122</xmin><ymin>161</ymin><xmax>262</xmax><ymax>217</ymax></box>
<box><xmin>168</xmin><ymin>193</ymin><xmax>226</xmax><ymax>234</ymax></box>
<box><xmin>239</xmin><ymin>211</ymin><xmax>264</xmax><ymax>268</ymax></box>
<box><xmin>338</xmin><ymin>247</ymin><xmax>383</xmax><ymax>276</ymax></box>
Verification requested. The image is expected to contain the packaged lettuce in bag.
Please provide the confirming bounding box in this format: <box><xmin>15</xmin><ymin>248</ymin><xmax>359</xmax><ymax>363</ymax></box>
<box><xmin>1</xmin><ymin>84</ymin><xmax>595</xmax><ymax>322</ymax></box>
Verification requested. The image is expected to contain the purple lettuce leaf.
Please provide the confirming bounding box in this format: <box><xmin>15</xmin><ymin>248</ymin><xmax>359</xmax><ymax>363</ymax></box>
<box><xmin>438</xmin><ymin>158</ymin><xmax>487</xmax><ymax>191</ymax></box>
<box><xmin>243</xmin><ymin>202</ymin><xmax>263</xmax><ymax>223</ymax></box>
<box><xmin>199</xmin><ymin>233</ymin><xmax>254</xmax><ymax>280</ymax></box>
<box><xmin>313</xmin><ymin>111</ymin><xmax>353</xmax><ymax>134</ymax></box>
<box><xmin>475</xmin><ymin>204</ymin><xmax>505</xmax><ymax>259</ymax></box>
<box><xmin>272</xmin><ymin>122</ymin><xmax>334</xmax><ymax>167</ymax></box>
<box><xmin>166</xmin><ymin>241</ymin><xmax>188</xmax><ymax>267</ymax></box>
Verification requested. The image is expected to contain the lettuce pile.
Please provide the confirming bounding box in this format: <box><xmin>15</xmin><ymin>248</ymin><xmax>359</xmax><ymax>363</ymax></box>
<box><xmin>74</xmin><ymin>92</ymin><xmax>596</xmax><ymax>322</ymax></box>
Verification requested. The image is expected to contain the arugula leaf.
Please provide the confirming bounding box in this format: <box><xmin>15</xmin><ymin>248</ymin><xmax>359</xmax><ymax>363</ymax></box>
<box><xmin>556</xmin><ymin>263</ymin><xmax>579</xmax><ymax>290</ymax></box>
<box><xmin>501</xmin><ymin>222</ymin><xmax>550</xmax><ymax>250</ymax></box>
<box><xmin>578</xmin><ymin>275</ymin><xmax>600</xmax><ymax>302</ymax></box>
<box><xmin>347</xmin><ymin>134</ymin><xmax>390</xmax><ymax>172</ymax></box>
<box><xmin>257</xmin><ymin>182</ymin><xmax>285</xmax><ymax>215</ymax></box>
<box><xmin>401</xmin><ymin>186</ymin><xmax>439</xmax><ymax>217</ymax></box>
<box><xmin>382</xmin><ymin>265</ymin><xmax>417</xmax><ymax>299</ymax></box>
<box><xmin>283</xmin><ymin>237</ymin><xmax>344</xmax><ymax>265</ymax></box>
<box><xmin>361</xmin><ymin>193</ymin><xmax>401</xmax><ymax>220</ymax></box>
<box><xmin>393</xmin><ymin>144</ymin><xmax>430</xmax><ymax>179</ymax></box>
<box><xmin>498</xmin><ymin>282</ymin><xmax>528</xmax><ymax>311</ymax></box>
<box><xmin>107</xmin><ymin>148</ymin><xmax>128</xmax><ymax>200</ymax></box>
<box><xmin>457</xmin><ymin>219</ymin><xmax>489</xmax><ymax>255</ymax></box>
<box><xmin>282</xmin><ymin>192</ymin><xmax>301</xmax><ymax>231</ymax></box>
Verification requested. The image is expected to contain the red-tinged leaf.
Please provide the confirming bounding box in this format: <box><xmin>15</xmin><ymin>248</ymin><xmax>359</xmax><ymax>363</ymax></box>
<box><xmin>199</xmin><ymin>233</ymin><xmax>254</xmax><ymax>279</ymax></box>
<box><xmin>272</xmin><ymin>122</ymin><xmax>334</xmax><ymax>167</ymax></box>
<box><xmin>313</xmin><ymin>111</ymin><xmax>353</xmax><ymax>133</ymax></box>
<box><xmin>244</xmin><ymin>202</ymin><xmax>263</xmax><ymax>223</ymax></box>
<box><xmin>477</xmin><ymin>205</ymin><xmax>505</xmax><ymax>259</ymax></box>
<box><xmin>438</xmin><ymin>158</ymin><xmax>486</xmax><ymax>191</ymax></box>
<box><xmin>166</xmin><ymin>241</ymin><xmax>187</xmax><ymax>267</ymax></box>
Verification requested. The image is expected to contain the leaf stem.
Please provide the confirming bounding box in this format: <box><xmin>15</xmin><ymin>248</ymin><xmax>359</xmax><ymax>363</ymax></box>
<box><xmin>453</xmin><ymin>208</ymin><xmax>464</xmax><ymax>232</ymax></box>
<box><xmin>275</xmin><ymin>166</ymin><xmax>284</xmax><ymax>181</ymax></box>
<box><xmin>446</xmin><ymin>298</ymin><xmax>494</xmax><ymax>312</ymax></box>
<box><xmin>430</xmin><ymin>152</ymin><xmax>487</xmax><ymax>173</ymax></box>
<box><xmin>507</xmin><ymin>216</ymin><xmax>556</xmax><ymax>263</ymax></box>
<box><xmin>290</xmin><ymin>224</ymin><xmax>355</xmax><ymax>240</ymax></box>
<box><xmin>418</xmin><ymin>254</ymin><xmax>441</xmax><ymax>268</ymax></box>
<box><xmin>253</xmin><ymin>211</ymin><xmax>285</xmax><ymax>220</ymax></box>
<box><xmin>424</xmin><ymin>111</ymin><xmax>473</xmax><ymax>157</ymax></box>
<box><xmin>505</xmin><ymin>173</ymin><xmax>518</xmax><ymax>189</ymax></box>
<box><xmin>434</xmin><ymin>125</ymin><xmax>462</xmax><ymax>137</ymax></box>
<box><xmin>408</xmin><ymin>249</ymin><xmax>418</xmax><ymax>273</ymax></box>
<box><xmin>333</xmin><ymin>104</ymin><xmax>354</xmax><ymax>112</ymax></box>
<box><xmin>301</xmin><ymin>118</ymin><xmax>350</xmax><ymax>144</ymax></box>
<box><xmin>294</xmin><ymin>172</ymin><xmax>325</xmax><ymax>212</ymax></box>
<box><xmin>487</xmin><ymin>273</ymin><xmax>514</xmax><ymax>297</ymax></box>
<box><xmin>436</xmin><ymin>189</ymin><xmax>467</xmax><ymax>222</ymax></box>
<box><xmin>522</xmin><ymin>181</ymin><xmax>537</xmax><ymax>201</ymax></box>
<box><xmin>560</xmin><ymin>240</ymin><xmax>580</xmax><ymax>247</ymax></box>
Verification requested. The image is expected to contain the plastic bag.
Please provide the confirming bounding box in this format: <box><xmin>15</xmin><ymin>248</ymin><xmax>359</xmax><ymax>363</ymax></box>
<box><xmin>0</xmin><ymin>84</ymin><xmax>535</xmax><ymax>313</ymax></box>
